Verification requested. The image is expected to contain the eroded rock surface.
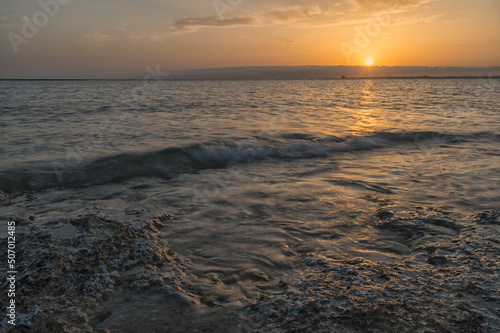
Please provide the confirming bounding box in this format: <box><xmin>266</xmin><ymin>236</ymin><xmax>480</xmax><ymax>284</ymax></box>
<box><xmin>0</xmin><ymin>214</ymin><xmax>190</xmax><ymax>333</ymax></box>
<box><xmin>247</xmin><ymin>210</ymin><xmax>500</xmax><ymax>332</ymax></box>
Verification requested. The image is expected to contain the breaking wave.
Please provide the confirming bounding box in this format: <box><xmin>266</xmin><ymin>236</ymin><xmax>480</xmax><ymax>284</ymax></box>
<box><xmin>0</xmin><ymin>130</ymin><xmax>495</xmax><ymax>192</ymax></box>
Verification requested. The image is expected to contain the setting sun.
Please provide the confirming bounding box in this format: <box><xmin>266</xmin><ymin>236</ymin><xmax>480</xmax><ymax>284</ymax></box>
<box><xmin>365</xmin><ymin>58</ymin><xmax>374</xmax><ymax>66</ymax></box>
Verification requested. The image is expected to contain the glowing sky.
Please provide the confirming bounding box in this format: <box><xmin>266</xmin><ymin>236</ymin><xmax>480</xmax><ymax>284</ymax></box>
<box><xmin>0</xmin><ymin>0</ymin><xmax>499</xmax><ymax>78</ymax></box>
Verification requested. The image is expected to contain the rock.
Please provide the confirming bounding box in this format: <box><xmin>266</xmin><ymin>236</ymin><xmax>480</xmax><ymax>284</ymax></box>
<box><xmin>472</xmin><ymin>211</ymin><xmax>500</xmax><ymax>225</ymax></box>
<box><xmin>295</xmin><ymin>245</ymin><xmax>316</xmax><ymax>253</ymax></box>
<box><xmin>247</xmin><ymin>209</ymin><xmax>499</xmax><ymax>333</ymax></box>
<box><xmin>376</xmin><ymin>209</ymin><xmax>394</xmax><ymax>220</ymax></box>
<box><xmin>0</xmin><ymin>190</ymin><xmax>10</xmax><ymax>204</ymax></box>
<box><xmin>0</xmin><ymin>214</ymin><xmax>187</xmax><ymax>333</ymax></box>
<box><xmin>427</xmin><ymin>255</ymin><xmax>447</xmax><ymax>266</ymax></box>
<box><xmin>280</xmin><ymin>245</ymin><xmax>295</xmax><ymax>256</ymax></box>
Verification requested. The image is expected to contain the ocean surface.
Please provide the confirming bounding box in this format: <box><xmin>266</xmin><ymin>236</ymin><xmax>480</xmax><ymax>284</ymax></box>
<box><xmin>1</xmin><ymin>79</ymin><xmax>499</xmax><ymax>332</ymax></box>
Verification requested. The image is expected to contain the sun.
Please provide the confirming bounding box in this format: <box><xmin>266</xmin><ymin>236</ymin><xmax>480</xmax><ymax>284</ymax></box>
<box><xmin>365</xmin><ymin>58</ymin><xmax>373</xmax><ymax>66</ymax></box>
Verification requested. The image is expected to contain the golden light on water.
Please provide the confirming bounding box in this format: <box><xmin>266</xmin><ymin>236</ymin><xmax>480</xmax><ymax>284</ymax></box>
<box><xmin>350</xmin><ymin>80</ymin><xmax>384</xmax><ymax>136</ymax></box>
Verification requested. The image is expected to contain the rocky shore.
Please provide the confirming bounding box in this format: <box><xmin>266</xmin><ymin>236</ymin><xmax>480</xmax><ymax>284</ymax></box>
<box><xmin>1</xmin><ymin>204</ymin><xmax>499</xmax><ymax>332</ymax></box>
<box><xmin>247</xmin><ymin>210</ymin><xmax>500</xmax><ymax>332</ymax></box>
<box><xmin>0</xmin><ymin>213</ymin><xmax>192</xmax><ymax>332</ymax></box>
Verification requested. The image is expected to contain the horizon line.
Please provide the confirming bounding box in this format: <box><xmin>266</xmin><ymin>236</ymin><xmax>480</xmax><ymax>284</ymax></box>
<box><xmin>2</xmin><ymin>65</ymin><xmax>499</xmax><ymax>81</ymax></box>
<box><xmin>2</xmin><ymin>76</ymin><xmax>500</xmax><ymax>81</ymax></box>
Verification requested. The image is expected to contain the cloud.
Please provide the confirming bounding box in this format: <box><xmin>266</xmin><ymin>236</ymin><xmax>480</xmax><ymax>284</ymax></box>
<box><xmin>264</xmin><ymin>6</ymin><xmax>322</xmax><ymax>22</ymax></box>
<box><xmin>311</xmin><ymin>10</ymin><xmax>439</xmax><ymax>29</ymax></box>
<box><xmin>353</xmin><ymin>0</ymin><xmax>429</xmax><ymax>10</ymax></box>
<box><xmin>117</xmin><ymin>22</ymin><xmax>128</xmax><ymax>31</ymax></box>
<box><xmin>169</xmin><ymin>16</ymin><xmax>259</xmax><ymax>33</ymax></box>
<box><xmin>127</xmin><ymin>32</ymin><xmax>167</xmax><ymax>45</ymax></box>
<box><xmin>84</xmin><ymin>30</ymin><xmax>113</xmax><ymax>47</ymax></box>
<box><xmin>168</xmin><ymin>5</ymin><xmax>324</xmax><ymax>34</ymax></box>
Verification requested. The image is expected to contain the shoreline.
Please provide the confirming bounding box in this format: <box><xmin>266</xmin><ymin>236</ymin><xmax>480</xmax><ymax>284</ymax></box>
<box><xmin>1</xmin><ymin>204</ymin><xmax>498</xmax><ymax>332</ymax></box>
<box><xmin>1</xmin><ymin>76</ymin><xmax>500</xmax><ymax>81</ymax></box>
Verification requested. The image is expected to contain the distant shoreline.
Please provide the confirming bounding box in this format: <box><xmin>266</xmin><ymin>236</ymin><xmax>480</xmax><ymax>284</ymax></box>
<box><xmin>1</xmin><ymin>76</ymin><xmax>500</xmax><ymax>81</ymax></box>
<box><xmin>1</xmin><ymin>65</ymin><xmax>499</xmax><ymax>81</ymax></box>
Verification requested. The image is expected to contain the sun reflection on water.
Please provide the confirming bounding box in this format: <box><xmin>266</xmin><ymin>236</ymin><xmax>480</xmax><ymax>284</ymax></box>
<box><xmin>350</xmin><ymin>80</ymin><xmax>384</xmax><ymax>136</ymax></box>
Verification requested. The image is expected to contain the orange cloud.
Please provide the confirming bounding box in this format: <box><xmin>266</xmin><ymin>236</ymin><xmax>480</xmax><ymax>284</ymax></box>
<box><xmin>169</xmin><ymin>16</ymin><xmax>259</xmax><ymax>33</ymax></box>
<box><xmin>264</xmin><ymin>6</ymin><xmax>322</xmax><ymax>22</ymax></box>
<box><xmin>353</xmin><ymin>0</ymin><xmax>429</xmax><ymax>10</ymax></box>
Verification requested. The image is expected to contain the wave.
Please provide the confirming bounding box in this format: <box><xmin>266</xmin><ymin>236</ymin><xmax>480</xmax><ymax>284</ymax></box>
<box><xmin>0</xmin><ymin>130</ymin><xmax>495</xmax><ymax>192</ymax></box>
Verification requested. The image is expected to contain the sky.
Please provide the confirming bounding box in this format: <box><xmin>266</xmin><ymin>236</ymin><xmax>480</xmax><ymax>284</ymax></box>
<box><xmin>0</xmin><ymin>0</ymin><xmax>499</xmax><ymax>78</ymax></box>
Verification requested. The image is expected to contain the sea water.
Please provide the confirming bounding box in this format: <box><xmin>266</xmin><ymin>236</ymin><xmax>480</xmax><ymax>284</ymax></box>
<box><xmin>1</xmin><ymin>78</ymin><xmax>499</xmax><ymax>332</ymax></box>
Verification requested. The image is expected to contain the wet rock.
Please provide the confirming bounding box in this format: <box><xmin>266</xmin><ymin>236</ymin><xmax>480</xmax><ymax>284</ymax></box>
<box><xmin>427</xmin><ymin>255</ymin><xmax>447</xmax><ymax>266</ymax></box>
<box><xmin>280</xmin><ymin>245</ymin><xmax>295</xmax><ymax>256</ymax></box>
<box><xmin>425</xmin><ymin>245</ymin><xmax>437</xmax><ymax>254</ymax></box>
<box><xmin>373</xmin><ymin>216</ymin><xmax>429</xmax><ymax>239</ymax></box>
<box><xmin>156</xmin><ymin>211</ymin><xmax>173</xmax><ymax>222</ymax></box>
<box><xmin>26</xmin><ymin>192</ymin><xmax>37</xmax><ymax>201</ymax></box>
<box><xmin>472</xmin><ymin>210</ymin><xmax>500</xmax><ymax>225</ymax></box>
<box><xmin>342</xmin><ymin>257</ymin><xmax>364</xmax><ymax>265</ymax></box>
<box><xmin>242</xmin><ymin>269</ymin><xmax>270</xmax><ymax>282</ymax></box>
<box><xmin>130</xmin><ymin>192</ymin><xmax>147</xmax><ymax>202</ymax></box>
<box><xmin>69</xmin><ymin>215</ymin><xmax>96</xmax><ymax>232</ymax></box>
<box><xmin>373</xmin><ymin>210</ymin><xmax>461</xmax><ymax>239</ymax></box>
<box><xmin>0</xmin><ymin>214</ymin><xmax>188</xmax><ymax>333</ymax></box>
<box><xmin>295</xmin><ymin>244</ymin><xmax>316</xmax><ymax>253</ymax></box>
<box><xmin>376</xmin><ymin>209</ymin><xmax>394</xmax><ymax>220</ymax></box>
<box><xmin>304</xmin><ymin>254</ymin><xmax>329</xmax><ymax>266</ymax></box>
<box><xmin>423</xmin><ymin>217</ymin><xmax>462</xmax><ymax>231</ymax></box>
<box><xmin>124</xmin><ymin>208</ymin><xmax>146</xmax><ymax>215</ymax></box>
<box><xmin>0</xmin><ymin>190</ymin><xmax>10</xmax><ymax>204</ymax></box>
<box><xmin>247</xmin><ymin>210</ymin><xmax>500</xmax><ymax>333</ymax></box>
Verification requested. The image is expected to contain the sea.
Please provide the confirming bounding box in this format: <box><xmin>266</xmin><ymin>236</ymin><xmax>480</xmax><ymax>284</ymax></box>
<box><xmin>1</xmin><ymin>78</ymin><xmax>499</xmax><ymax>332</ymax></box>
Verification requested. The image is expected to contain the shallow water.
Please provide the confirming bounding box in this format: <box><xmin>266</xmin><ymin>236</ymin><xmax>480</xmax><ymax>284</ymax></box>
<box><xmin>1</xmin><ymin>78</ymin><xmax>499</xmax><ymax>331</ymax></box>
